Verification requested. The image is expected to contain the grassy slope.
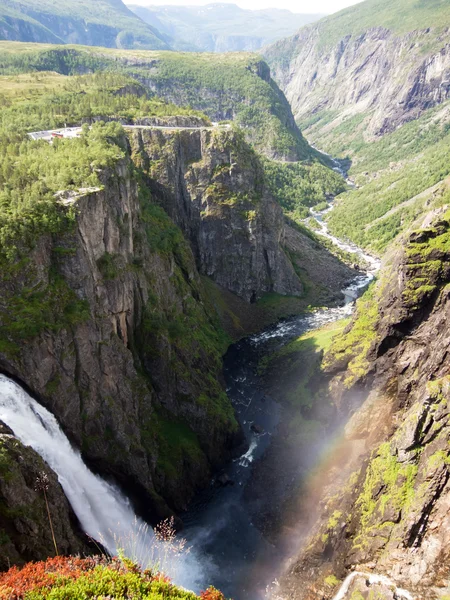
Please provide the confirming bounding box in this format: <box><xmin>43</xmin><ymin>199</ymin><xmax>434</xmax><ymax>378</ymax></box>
<box><xmin>310</xmin><ymin>0</ymin><xmax>450</xmax><ymax>49</ymax></box>
<box><xmin>0</xmin><ymin>0</ymin><xmax>169</xmax><ymax>50</ymax></box>
<box><xmin>0</xmin><ymin>42</ymin><xmax>313</xmax><ymax>160</ymax></box>
<box><xmin>321</xmin><ymin>101</ymin><xmax>450</xmax><ymax>254</ymax></box>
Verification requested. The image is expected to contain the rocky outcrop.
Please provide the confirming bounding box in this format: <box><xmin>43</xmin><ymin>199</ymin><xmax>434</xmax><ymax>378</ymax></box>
<box><xmin>0</xmin><ymin>126</ymin><xmax>305</xmax><ymax>561</ymax></box>
<box><xmin>127</xmin><ymin>57</ymin><xmax>311</xmax><ymax>161</ymax></box>
<box><xmin>129</xmin><ymin>127</ymin><xmax>303</xmax><ymax>302</ymax></box>
<box><xmin>264</xmin><ymin>25</ymin><xmax>450</xmax><ymax>136</ymax></box>
<box><xmin>276</xmin><ymin>208</ymin><xmax>450</xmax><ymax>599</ymax></box>
<box><xmin>0</xmin><ymin>148</ymin><xmax>241</xmax><ymax>528</ymax></box>
<box><xmin>0</xmin><ymin>422</ymin><xmax>91</xmax><ymax>569</ymax></box>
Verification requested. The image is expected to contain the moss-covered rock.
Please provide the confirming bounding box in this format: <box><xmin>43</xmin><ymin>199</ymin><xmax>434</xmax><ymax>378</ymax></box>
<box><xmin>277</xmin><ymin>208</ymin><xmax>450</xmax><ymax>599</ymax></box>
<box><xmin>0</xmin><ymin>423</ymin><xmax>91</xmax><ymax>570</ymax></box>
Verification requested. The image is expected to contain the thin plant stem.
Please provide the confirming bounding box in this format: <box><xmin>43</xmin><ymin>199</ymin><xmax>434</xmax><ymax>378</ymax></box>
<box><xmin>43</xmin><ymin>487</ymin><xmax>59</xmax><ymax>556</ymax></box>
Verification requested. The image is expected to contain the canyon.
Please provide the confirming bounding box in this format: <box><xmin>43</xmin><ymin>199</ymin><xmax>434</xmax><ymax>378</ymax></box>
<box><xmin>1</xmin><ymin>0</ymin><xmax>450</xmax><ymax>599</ymax></box>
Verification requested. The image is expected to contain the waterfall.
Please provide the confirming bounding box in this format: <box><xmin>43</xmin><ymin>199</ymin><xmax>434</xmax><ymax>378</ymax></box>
<box><xmin>0</xmin><ymin>374</ymin><xmax>203</xmax><ymax>590</ymax></box>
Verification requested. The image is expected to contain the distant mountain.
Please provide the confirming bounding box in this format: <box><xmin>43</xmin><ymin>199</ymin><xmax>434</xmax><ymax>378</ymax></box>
<box><xmin>264</xmin><ymin>0</ymin><xmax>450</xmax><ymax>137</ymax></box>
<box><xmin>0</xmin><ymin>0</ymin><xmax>170</xmax><ymax>49</ymax></box>
<box><xmin>127</xmin><ymin>3</ymin><xmax>324</xmax><ymax>52</ymax></box>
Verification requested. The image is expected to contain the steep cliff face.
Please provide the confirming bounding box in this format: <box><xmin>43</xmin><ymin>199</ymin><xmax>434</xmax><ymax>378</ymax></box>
<box><xmin>0</xmin><ymin>125</ymin><xmax>305</xmax><ymax>549</ymax></box>
<box><xmin>129</xmin><ymin>127</ymin><xmax>303</xmax><ymax>302</ymax></box>
<box><xmin>0</xmin><ymin>422</ymin><xmax>91</xmax><ymax>569</ymax></box>
<box><xmin>264</xmin><ymin>17</ymin><xmax>450</xmax><ymax>137</ymax></box>
<box><xmin>277</xmin><ymin>208</ymin><xmax>450</xmax><ymax>599</ymax></box>
<box><xmin>0</xmin><ymin>150</ymin><xmax>235</xmax><ymax>526</ymax></box>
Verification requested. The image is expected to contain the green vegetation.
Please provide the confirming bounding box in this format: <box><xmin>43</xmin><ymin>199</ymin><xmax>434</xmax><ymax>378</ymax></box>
<box><xmin>326</xmin><ymin>131</ymin><xmax>450</xmax><ymax>254</ymax></box>
<box><xmin>139</xmin><ymin>275</ymin><xmax>236</xmax><ymax>433</ymax></box>
<box><xmin>0</xmin><ymin>555</ymin><xmax>225</xmax><ymax>600</ymax></box>
<box><xmin>261</xmin><ymin>319</ymin><xmax>349</xmax><ymax>409</ymax></box>
<box><xmin>315</xmin><ymin>100</ymin><xmax>450</xmax><ymax>176</ymax></box>
<box><xmin>97</xmin><ymin>253</ymin><xmax>121</xmax><ymax>280</ymax></box>
<box><xmin>307</xmin><ymin>0</ymin><xmax>450</xmax><ymax>50</ymax></box>
<box><xmin>279</xmin><ymin>319</ymin><xmax>350</xmax><ymax>358</ymax></box>
<box><xmin>327</xmin><ymin>510</ymin><xmax>343</xmax><ymax>530</ymax></box>
<box><xmin>0</xmin><ymin>68</ymin><xmax>238</xmax><ymax>459</ymax></box>
<box><xmin>402</xmin><ymin>209</ymin><xmax>450</xmax><ymax>308</ymax></box>
<box><xmin>296</xmin><ymin>87</ymin><xmax>450</xmax><ymax>255</ymax></box>
<box><xmin>0</xmin><ymin>120</ymin><xmax>124</xmax><ymax>261</ymax></box>
<box><xmin>0</xmin><ymin>71</ymin><xmax>206</xmax><ymax>134</ymax></box>
<box><xmin>0</xmin><ymin>274</ymin><xmax>90</xmax><ymax>353</ymax></box>
<box><xmin>263</xmin><ymin>159</ymin><xmax>346</xmax><ymax>219</ymax></box>
<box><xmin>265</xmin><ymin>0</ymin><xmax>450</xmax><ymax>72</ymax></box>
<box><xmin>323</xmin><ymin>284</ymin><xmax>379</xmax><ymax>387</ymax></box>
<box><xmin>354</xmin><ymin>441</ymin><xmax>418</xmax><ymax>549</ymax></box>
<box><xmin>0</xmin><ymin>0</ymin><xmax>169</xmax><ymax>50</ymax></box>
<box><xmin>324</xmin><ymin>211</ymin><xmax>450</xmax><ymax>392</ymax></box>
<box><xmin>152</xmin><ymin>415</ymin><xmax>204</xmax><ymax>481</ymax></box>
<box><xmin>0</xmin><ymin>114</ymin><xmax>130</xmax><ymax>353</ymax></box>
<box><xmin>0</xmin><ymin>42</ymin><xmax>313</xmax><ymax>160</ymax></box>
<box><xmin>324</xmin><ymin>574</ymin><xmax>340</xmax><ymax>588</ymax></box>
<box><xmin>140</xmin><ymin>51</ymin><xmax>311</xmax><ymax>159</ymax></box>
<box><xmin>25</xmin><ymin>570</ymin><xmax>198</xmax><ymax>600</ymax></box>
<box><xmin>0</xmin><ymin>70</ymin><xmax>208</xmax><ymax>260</ymax></box>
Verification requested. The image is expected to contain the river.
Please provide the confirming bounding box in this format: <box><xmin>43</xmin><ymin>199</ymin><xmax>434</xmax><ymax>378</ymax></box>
<box><xmin>179</xmin><ymin>158</ymin><xmax>381</xmax><ymax>598</ymax></box>
<box><xmin>181</xmin><ymin>256</ymin><xmax>378</xmax><ymax>598</ymax></box>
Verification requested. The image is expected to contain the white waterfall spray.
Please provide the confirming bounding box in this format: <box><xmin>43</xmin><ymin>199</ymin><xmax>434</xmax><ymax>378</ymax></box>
<box><xmin>0</xmin><ymin>374</ymin><xmax>204</xmax><ymax>590</ymax></box>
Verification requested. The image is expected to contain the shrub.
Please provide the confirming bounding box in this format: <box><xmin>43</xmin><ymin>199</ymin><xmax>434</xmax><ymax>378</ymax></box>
<box><xmin>0</xmin><ymin>555</ymin><xmax>223</xmax><ymax>600</ymax></box>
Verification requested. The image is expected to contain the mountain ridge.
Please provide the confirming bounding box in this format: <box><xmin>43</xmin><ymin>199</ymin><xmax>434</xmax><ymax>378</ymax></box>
<box><xmin>128</xmin><ymin>2</ymin><xmax>324</xmax><ymax>52</ymax></box>
<box><xmin>0</xmin><ymin>0</ymin><xmax>170</xmax><ymax>49</ymax></box>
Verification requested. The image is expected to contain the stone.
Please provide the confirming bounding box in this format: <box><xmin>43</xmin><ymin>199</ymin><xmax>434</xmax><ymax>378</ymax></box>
<box><xmin>216</xmin><ymin>473</ymin><xmax>234</xmax><ymax>487</ymax></box>
<box><xmin>0</xmin><ymin>426</ymin><xmax>92</xmax><ymax>569</ymax></box>
<box><xmin>251</xmin><ymin>423</ymin><xmax>265</xmax><ymax>435</ymax></box>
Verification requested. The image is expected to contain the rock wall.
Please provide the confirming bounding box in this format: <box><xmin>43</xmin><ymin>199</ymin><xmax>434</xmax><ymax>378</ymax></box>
<box><xmin>277</xmin><ymin>207</ymin><xmax>450</xmax><ymax>599</ymax></box>
<box><xmin>0</xmin><ymin>422</ymin><xmax>91</xmax><ymax>569</ymax></box>
<box><xmin>0</xmin><ymin>126</ymin><xmax>305</xmax><ymax>566</ymax></box>
<box><xmin>264</xmin><ymin>26</ymin><xmax>450</xmax><ymax>136</ymax></box>
<box><xmin>129</xmin><ymin>127</ymin><xmax>303</xmax><ymax>302</ymax></box>
<box><xmin>0</xmin><ymin>152</ymin><xmax>240</xmax><ymax>527</ymax></box>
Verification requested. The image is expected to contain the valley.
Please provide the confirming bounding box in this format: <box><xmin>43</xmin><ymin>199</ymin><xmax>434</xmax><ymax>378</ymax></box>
<box><xmin>1</xmin><ymin>0</ymin><xmax>450</xmax><ymax>599</ymax></box>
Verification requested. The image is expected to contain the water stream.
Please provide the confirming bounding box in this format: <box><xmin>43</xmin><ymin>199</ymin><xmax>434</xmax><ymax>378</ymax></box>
<box><xmin>179</xmin><ymin>157</ymin><xmax>381</xmax><ymax>598</ymax></box>
<box><xmin>181</xmin><ymin>269</ymin><xmax>377</xmax><ymax>599</ymax></box>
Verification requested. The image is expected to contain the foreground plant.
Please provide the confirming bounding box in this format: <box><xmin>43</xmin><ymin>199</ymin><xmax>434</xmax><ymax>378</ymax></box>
<box><xmin>34</xmin><ymin>473</ymin><xmax>58</xmax><ymax>558</ymax></box>
<box><xmin>105</xmin><ymin>515</ymin><xmax>191</xmax><ymax>582</ymax></box>
<box><xmin>0</xmin><ymin>555</ymin><xmax>227</xmax><ymax>600</ymax></box>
